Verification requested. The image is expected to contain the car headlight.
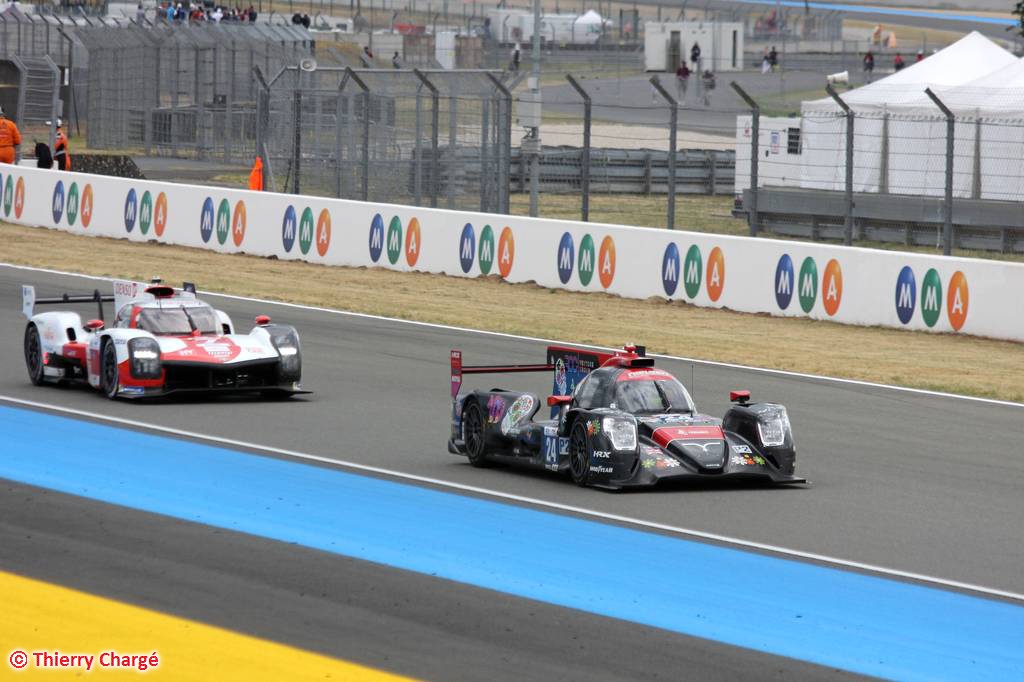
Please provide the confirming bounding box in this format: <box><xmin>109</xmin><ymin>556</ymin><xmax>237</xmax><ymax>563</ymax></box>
<box><xmin>602</xmin><ymin>416</ymin><xmax>637</xmax><ymax>451</ymax></box>
<box><xmin>269</xmin><ymin>328</ymin><xmax>302</xmax><ymax>381</ymax></box>
<box><xmin>128</xmin><ymin>337</ymin><xmax>161</xmax><ymax>379</ymax></box>
<box><xmin>757</xmin><ymin>407</ymin><xmax>791</xmax><ymax>448</ymax></box>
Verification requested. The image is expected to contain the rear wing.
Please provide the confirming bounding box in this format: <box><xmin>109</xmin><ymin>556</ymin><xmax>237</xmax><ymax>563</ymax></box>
<box><xmin>22</xmin><ymin>285</ymin><xmax>114</xmax><ymax>321</ymax></box>
<box><xmin>22</xmin><ymin>279</ymin><xmax>199</xmax><ymax>321</ymax></box>
<box><xmin>451</xmin><ymin>344</ymin><xmax>646</xmax><ymax>418</ymax></box>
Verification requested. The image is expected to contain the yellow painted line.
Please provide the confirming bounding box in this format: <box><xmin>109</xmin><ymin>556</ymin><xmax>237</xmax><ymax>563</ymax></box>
<box><xmin>1</xmin><ymin>570</ymin><xmax>418</xmax><ymax>680</ymax></box>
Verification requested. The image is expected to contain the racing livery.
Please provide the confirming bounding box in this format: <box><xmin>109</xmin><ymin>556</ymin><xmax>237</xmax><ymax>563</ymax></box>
<box><xmin>21</xmin><ymin>279</ymin><xmax>307</xmax><ymax>399</ymax></box>
<box><xmin>449</xmin><ymin>345</ymin><xmax>805</xmax><ymax>489</ymax></box>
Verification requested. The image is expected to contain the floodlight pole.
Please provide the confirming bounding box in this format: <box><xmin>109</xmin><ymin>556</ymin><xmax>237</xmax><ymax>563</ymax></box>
<box><xmin>650</xmin><ymin>75</ymin><xmax>678</xmax><ymax>230</ymax></box>
<box><xmin>925</xmin><ymin>87</ymin><xmax>955</xmax><ymax>256</ymax></box>
<box><xmin>731</xmin><ymin>81</ymin><xmax>759</xmax><ymax>236</ymax></box>
<box><xmin>826</xmin><ymin>83</ymin><xmax>855</xmax><ymax>246</ymax></box>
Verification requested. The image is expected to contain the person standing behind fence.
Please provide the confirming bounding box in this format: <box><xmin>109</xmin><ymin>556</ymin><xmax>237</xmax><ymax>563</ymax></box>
<box><xmin>863</xmin><ymin>51</ymin><xmax>875</xmax><ymax>81</ymax></box>
<box><xmin>769</xmin><ymin>45</ymin><xmax>778</xmax><ymax>71</ymax></box>
<box><xmin>701</xmin><ymin>70</ymin><xmax>716</xmax><ymax>107</ymax></box>
<box><xmin>511</xmin><ymin>43</ymin><xmax>521</xmax><ymax>72</ymax></box>
<box><xmin>675</xmin><ymin>63</ymin><xmax>690</xmax><ymax>101</ymax></box>
<box><xmin>893</xmin><ymin>53</ymin><xmax>905</xmax><ymax>71</ymax></box>
<box><xmin>761</xmin><ymin>48</ymin><xmax>771</xmax><ymax>74</ymax></box>
<box><xmin>690</xmin><ymin>42</ymin><xmax>701</xmax><ymax>71</ymax></box>
<box><xmin>136</xmin><ymin>3</ymin><xmax>145</xmax><ymax>22</ymax></box>
<box><xmin>0</xmin><ymin>107</ymin><xmax>22</xmax><ymax>165</ymax></box>
<box><xmin>53</xmin><ymin>119</ymin><xmax>70</xmax><ymax>171</ymax></box>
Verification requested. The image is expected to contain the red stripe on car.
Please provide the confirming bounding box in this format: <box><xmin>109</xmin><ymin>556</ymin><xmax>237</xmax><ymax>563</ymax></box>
<box><xmin>652</xmin><ymin>426</ymin><xmax>725</xmax><ymax>448</ymax></box>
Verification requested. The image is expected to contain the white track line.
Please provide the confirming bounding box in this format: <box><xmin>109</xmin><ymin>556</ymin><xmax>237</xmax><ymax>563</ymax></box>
<box><xmin>2</xmin><ymin>394</ymin><xmax>1022</xmax><ymax>604</ymax></box>
<box><xmin>4</xmin><ymin>262</ymin><xmax>1022</xmax><ymax>409</ymax></box>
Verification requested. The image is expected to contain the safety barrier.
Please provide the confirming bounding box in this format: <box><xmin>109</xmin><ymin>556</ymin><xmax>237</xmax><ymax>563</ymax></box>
<box><xmin>5</xmin><ymin>166</ymin><xmax>1023</xmax><ymax>342</ymax></box>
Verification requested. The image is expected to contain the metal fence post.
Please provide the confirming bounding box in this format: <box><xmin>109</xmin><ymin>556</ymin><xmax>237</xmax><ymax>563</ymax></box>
<box><xmin>413</xmin><ymin>68</ymin><xmax>439</xmax><ymax>208</ymax></box>
<box><xmin>925</xmin><ymin>87</ymin><xmax>955</xmax><ymax>256</ymax></box>
<box><xmin>826</xmin><ymin>83</ymin><xmax>854</xmax><ymax>246</ymax></box>
<box><xmin>566</xmin><ymin>74</ymin><xmax>591</xmax><ymax>222</ymax></box>
<box><xmin>730</xmin><ymin>81</ymin><xmax>759</xmax><ymax>236</ymax></box>
<box><xmin>292</xmin><ymin>88</ymin><xmax>302</xmax><ymax>194</ymax></box>
<box><xmin>344</xmin><ymin>67</ymin><xmax>371</xmax><ymax>202</ymax></box>
<box><xmin>253</xmin><ymin>65</ymin><xmax>271</xmax><ymax>192</ymax></box>
<box><xmin>649</xmin><ymin>75</ymin><xmax>677</xmax><ymax>230</ymax></box>
<box><xmin>486</xmin><ymin>72</ymin><xmax>512</xmax><ymax>215</ymax></box>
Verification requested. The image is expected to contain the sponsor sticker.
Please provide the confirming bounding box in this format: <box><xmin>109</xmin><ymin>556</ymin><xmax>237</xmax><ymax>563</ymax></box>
<box><xmin>405</xmin><ymin>217</ymin><xmax>421</xmax><ymax>266</ymax></box>
<box><xmin>66</xmin><ymin>182</ymin><xmax>80</xmax><ymax>226</ymax></box>
<box><xmin>298</xmin><ymin>207</ymin><xmax>314</xmax><ymax>255</ymax></box>
<box><xmin>387</xmin><ymin>216</ymin><xmax>403</xmax><ymax>264</ymax></box>
<box><xmin>683</xmin><ymin>244</ymin><xmax>702</xmax><ymax>298</ymax></box>
<box><xmin>138</xmin><ymin>190</ymin><xmax>153</xmax><ymax>235</ymax></box>
<box><xmin>822</xmin><ymin>258</ymin><xmax>842</xmax><ymax>316</ymax></box>
<box><xmin>947</xmin><ymin>271</ymin><xmax>969</xmax><ymax>331</ymax></box>
<box><xmin>282</xmin><ymin>206</ymin><xmax>297</xmax><ymax>252</ymax></box>
<box><xmin>577</xmin><ymin>234</ymin><xmax>595</xmax><ymax>286</ymax></box>
<box><xmin>731</xmin><ymin>444</ymin><xmax>752</xmax><ymax>454</ymax></box>
<box><xmin>234</xmin><ymin>201</ymin><xmax>248</xmax><ymax>248</ymax></box>
<box><xmin>798</xmin><ymin>256</ymin><xmax>818</xmax><ymax>313</ymax></box>
<box><xmin>199</xmin><ymin>197</ymin><xmax>214</xmax><ymax>243</ymax></box>
<box><xmin>557</xmin><ymin>232</ymin><xmax>574</xmax><ymax>284</ymax></box>
<box><xmin>478</xmin><ymin>224</ymin><xmax>495</xmax><ymax>274</ymax></box>
<box><xmin>895</xmin><ymin>265</ymin><xmax>916</xmax><ymax>325</ymax></box>
<box><xmin>51</xmin><ymin>180</ymin><xmax>65</xmax><ymax>224</ymax></box>
<box><xmin>662</xmin><ymin>242</ymin><xmax>680</xmax><ymax>296</ymax></box>
<box><xmin>153</xmin><ymin>191</ymin><xmax>166</xmax><ymax>236</ymax></box>
<box><xmin>368</xmin><ymin>213</ymin><xmax>385</xmax><ymax>262</ymax></box>
<box><xmin>215</xmin><ymin>198</ymin><xmax>231</xmax><ymax>245</ymax></box>
<box><xmin>497</xmin><ymin>227</ymin><xmax>515</xmax><ymax>278</ymax></box>
<box><xmin>706</xmin><ymin>246</ymin><xmax>725</xmax><ymax>302</ymax></box>
<box><xmin>315</xmin><ymin>208</ymin><xmax>330</xmax><ymax>256</ymax></box>
<box><xmin>459</xmin><ymin>223</ymin><xmax>476</xmax><ymax>273</ymax></box>
<box><xmin>500</xmin><ymin>394</ymin><xmax>535</xmax><ymax>435</ymax></box>
<box><xmin>598</xmin><ymin>236</ymin><xmax>616</xmax><ymax>289</ymax></box>
<box><xmin>775</xmin><ymin>253</ymin><xmax>794</xmax><ymax>310</ymax></box>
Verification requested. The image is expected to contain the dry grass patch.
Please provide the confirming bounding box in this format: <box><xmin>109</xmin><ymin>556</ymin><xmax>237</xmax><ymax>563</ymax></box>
<box><xmin>1</xmin><ymin>222</ymin><xmax>1020</xmax><ymax>402</ymax></box>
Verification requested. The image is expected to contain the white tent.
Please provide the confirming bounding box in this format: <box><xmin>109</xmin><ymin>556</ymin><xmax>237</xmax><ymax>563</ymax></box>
<box><xmin>799</xmin><ymin>32</ymin><xmax>1017</xmax><ymax>194</ymax></box>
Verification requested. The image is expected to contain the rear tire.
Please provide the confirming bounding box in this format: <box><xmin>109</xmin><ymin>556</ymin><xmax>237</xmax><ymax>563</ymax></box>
<box><xmin>462</xmin><ymin>401</ymin><xmax>489</xmax><ymax>467</ymax></box>
<box><xmin>100</xmin><ymin>338</ymin><xmax>120</xmax><ymax>400</ymax></box>
<box><xmin>24</xmin><ymin>323</ymin><xmax>44</xmax><ymax>386</ymax></box>
<box><xmin>569</xmin><ymin>421</ymin><xmax>591</xmax><ymax>487</ymax></box>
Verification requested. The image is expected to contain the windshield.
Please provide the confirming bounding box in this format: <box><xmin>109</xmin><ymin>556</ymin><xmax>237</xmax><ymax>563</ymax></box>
<box><xmin>136</xmin><ymin>305</ymin><xmax>219</xmax><ymax>335</ymax></box>
<box><xmin>612</xmin><ymin>376</ymin><xmax>695</xmax><ymax>414</ymax></box>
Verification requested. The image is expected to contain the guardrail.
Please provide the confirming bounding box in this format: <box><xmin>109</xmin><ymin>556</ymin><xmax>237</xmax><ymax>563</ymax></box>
<box><xmin>510</xmin><ymin>147</ymin><xmax>735</xmax><ymax>195</ymax></box>
<box><xmin>742</xmin><ymin>187</ymin><xmax>1024</xmax><ymax>254</ymax></box>
<box><xmin>6</xmin><ymin>166</ymin><xmax>1023</xmax><ymax>342</ymax></box>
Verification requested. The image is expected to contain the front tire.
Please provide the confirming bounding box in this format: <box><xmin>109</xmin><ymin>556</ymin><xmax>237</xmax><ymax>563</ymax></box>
<box><xmin>100</xmin><ymin>338</ymin><xmax>120</xmax><ymax>400</ymax></box>
<box><xmin>569</xmin><ymin>421</ymin><xmax>591</xmax><ymax>487</ymax></box>
<box><xmin>462</xmin><ymin>401</ymin><xmax>489</xmax><ymax>467</ymax></box>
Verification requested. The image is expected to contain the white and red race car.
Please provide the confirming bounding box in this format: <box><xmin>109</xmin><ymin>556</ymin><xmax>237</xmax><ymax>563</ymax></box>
<box><xmin>21</xmin><ymin>279</ymin><xmax>308</xmax><ymax>399</ymax></box>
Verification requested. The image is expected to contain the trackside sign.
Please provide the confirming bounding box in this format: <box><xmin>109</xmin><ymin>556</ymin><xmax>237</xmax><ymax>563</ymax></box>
<box><xmin>7</xmin><ymin>166</ymin><xmax>1023</xmax><ymax>342</ymax></box>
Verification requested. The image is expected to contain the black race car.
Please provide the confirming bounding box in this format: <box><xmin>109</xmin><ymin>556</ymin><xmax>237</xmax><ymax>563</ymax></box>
<box><xmin>448</xmin><ymin>344</ymin><xmax>806</xmax><ymax>489</ymax></box>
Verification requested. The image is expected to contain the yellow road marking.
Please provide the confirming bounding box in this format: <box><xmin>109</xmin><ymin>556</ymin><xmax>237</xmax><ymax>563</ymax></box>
<box><xmin>1</xmin><ymin>570</ymin><xmax>418</xmax><ymax>680</ymax></box>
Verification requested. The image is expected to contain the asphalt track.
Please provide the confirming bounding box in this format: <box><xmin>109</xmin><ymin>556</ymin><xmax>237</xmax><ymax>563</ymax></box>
<box><xmin>2</xmin><ymin>264</ymin><xmax>1023</xmax><ymax>678</ymax></box>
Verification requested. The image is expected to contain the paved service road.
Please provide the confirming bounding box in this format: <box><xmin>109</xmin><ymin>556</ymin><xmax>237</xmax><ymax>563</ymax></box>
<box><xmin>3</xmin><ymin>265</ymin><xmax>1022</xmax><ymax>598</ymax></box>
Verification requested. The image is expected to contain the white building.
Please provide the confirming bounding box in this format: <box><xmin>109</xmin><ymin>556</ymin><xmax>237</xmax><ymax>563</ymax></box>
<box><xmin>644</xmin><ymin>22</ymin><xmax>743</xmax><ymax>73</ymax></box>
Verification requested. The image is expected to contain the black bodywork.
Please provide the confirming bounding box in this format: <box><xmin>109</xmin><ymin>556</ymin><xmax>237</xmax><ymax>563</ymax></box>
<box><xmin>448</xmin><ymin>345</ymin><xmax>806</xmax><ymax>490</ymax></box>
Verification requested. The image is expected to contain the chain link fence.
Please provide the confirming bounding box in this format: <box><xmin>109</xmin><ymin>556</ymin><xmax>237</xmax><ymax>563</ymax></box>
<box><xmin>75</xmin><ymin>22</ymin><xmax>311</xmax><ymax>159</ymax></box>
<box><xmin>256</xmin><ymin>66</ymin><xmax>511</xmax><ymax>213</ymax></box>
<box><xmin>738</xmin><ymin>87</ymin><xmax>1024</xmax><ymax>254</ymax></box>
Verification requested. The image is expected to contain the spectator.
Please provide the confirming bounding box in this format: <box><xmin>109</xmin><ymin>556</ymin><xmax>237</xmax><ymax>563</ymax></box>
<box><xmin>0</xmin><ymin>107</ymin><xmax>22</xmax><ymax>165</ymax></box>
<box><xmin>768</xmin><ymin>45</ymin><xmax>778</xmax><ymax>71</ymax></box>
<box><xmin>916</xmin><ymin>49</ymin><xmax>924</xmax><ymax>62</ymax></box>
<box><xmin>35</xmin><ymin>142</ymin><xmax>53</xmax><ymax>169</ymax></box>
<box><xmin>675</xmin><ymin>63</ymin><xmax>690</xmax><ymax>100</ymax></box>
<box><xmin>301</xmin><ymin>13</ymin><xmax>310</xmax><ymax>28</ymax></box>
<box><xmin>511</xmin><ymin>43</ymin><xmax>521</xmax><ymax>72</ymax></box>
<box><xmin>363</xmin><ymin>45</ymin><xmax>374</xmax><ymax>60</ymax></box>
<box><xmin>893</xmin><ymin>53</ymin><xmax>905</xmax><ymax>71</ymax></box>
<box><xmin>701</xmin><ymin>69</ymin><xmax>716</xmax><ymax>107</ymax></box>
<box><xmin>392</xmin><ymin>51</ymin><xmax>401</xmax><ymax>69</ymax></box>
<box><xmin>165</xmin><ymin>3</ymin><xmax>175</xmax><ymax>22</ymax></box>
<box><xmin>291</xmin><ymin>11</ymin><xmax>302</xmax><ymax>24</ymax></box>
<box><xmin>690</xmin><ymin>41</ymin><xmax>701</xmax><ymax>70</ymax></box>
<box><xmin>212</xmin><ymin>6</ymin><xmax>223</xmax><ymax>21</ymax></box>
<box><xmin>247</xmin><ymin>4</ymin><xmax>256</xmax><ymax>21</ymax></box>
<box><xmin>761</xmin><ymin>48</ymin><xmax>771</xmax><ymax>74</ymax></box>
<box><xmin>863</xmin><ymin>50</ymin><xmax>875</xmax><ymax>81</ymax></box>
<box><xmin>136</xmin><ymin>3</ymin><xmax>145</xmax><ymax>22</ymax></box>
<box><xmin>53</xmin><ymin>118</ymin><xmax>70</xmax><ymax>171</ymax></box>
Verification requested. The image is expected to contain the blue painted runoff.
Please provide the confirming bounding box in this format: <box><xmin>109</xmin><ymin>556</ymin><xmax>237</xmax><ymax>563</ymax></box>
<box><xmin>731</xmin><ymin>0</ymin><xmax>1014</xmax><ymax>27</ymax></box>
<box><xmin>1</xmin><ymin>405</ymin><xmax>1022</xmax><ymax>680</ymax></box>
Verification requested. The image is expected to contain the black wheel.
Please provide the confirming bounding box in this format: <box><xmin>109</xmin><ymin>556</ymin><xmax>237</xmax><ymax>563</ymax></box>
<box><xmin>24</xmin><ymin>323</ymin><xmax>44</xmax><ymax>386</ymax></box>
<box><xmin>462</xmin><ymin>401</ymin><xmax>489</xmax><ymax>467</ymax></box>
<box><xmin>569</xmin><ymin>421</ymin><xmax>591</xmax><ymax>487</ymax></box>
<box><xmin>100</xmin><ymin>338</ymin><xmax>120</xmax><ymax>400</ymax></box>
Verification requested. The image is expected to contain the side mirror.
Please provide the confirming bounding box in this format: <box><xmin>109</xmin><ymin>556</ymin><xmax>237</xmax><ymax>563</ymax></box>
<box><xmin>547</xmin><ymin>395</ymin><xmax>572</xmax><ymax>407</ymax></box>
<box><xmin>255</xmin><ymin>314</ymin><xmax>271</xmax><ymax>326</ymax></box>
<box><xmin>730</xmin><ymin>390</ymin><xmax>751</xmax><ymax>404</ymax></box>
<box><xmin>84</xmin><ymin>319</ymin><xmax>104</xmax><ymax>332</ymax></box>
